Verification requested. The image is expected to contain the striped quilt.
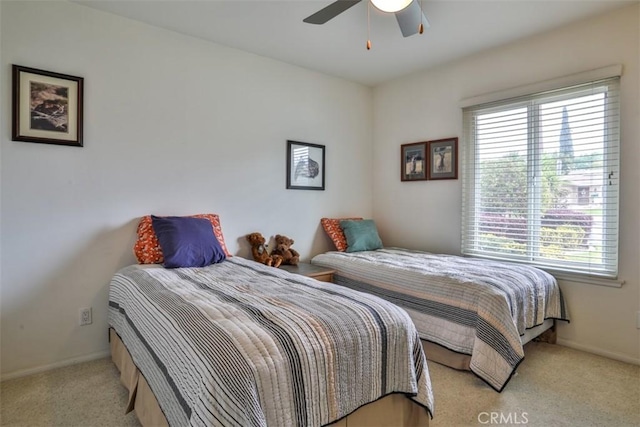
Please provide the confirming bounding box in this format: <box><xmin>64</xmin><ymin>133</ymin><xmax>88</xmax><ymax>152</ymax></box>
<box><xmin>108</xmin><ymin>256</ymin><xmax>434</xmax><ymax>427</ymax></box>
<box><xmin>311</xmin><ymin>248</ymin><xmax>570</xmax><ymax>392</ymax></box>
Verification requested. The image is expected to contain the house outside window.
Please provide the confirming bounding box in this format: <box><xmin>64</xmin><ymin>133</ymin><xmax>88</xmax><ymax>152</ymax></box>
<box><xmin>462</xmin><ymin>76</ymin><xmax>620</xmax><ymax>278</ymax></box>
<box><xmin>577</xmin><ymin>186</ymin><xmax>590</xmax><ymax>205</ymax></box>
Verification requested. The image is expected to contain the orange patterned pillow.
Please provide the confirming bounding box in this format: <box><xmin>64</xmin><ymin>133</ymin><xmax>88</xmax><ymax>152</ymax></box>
<box><xmin>320</xmin><ymin>217</ymin><xmax>363</xmax><ymax>252</ymax></box>
<box><xmin>134</xmin><ymin>214</ymin><xmax>231</xmax><ymax>264</ymax></box>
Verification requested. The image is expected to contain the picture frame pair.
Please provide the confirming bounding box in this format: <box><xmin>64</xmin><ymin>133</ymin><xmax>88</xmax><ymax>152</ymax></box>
<box><xmin>401</xmin><ymin>137</ymin><xmax>458</xmax><ymax>181</ymax></box>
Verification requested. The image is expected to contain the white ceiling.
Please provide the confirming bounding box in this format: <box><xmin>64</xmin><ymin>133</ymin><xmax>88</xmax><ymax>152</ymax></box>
<box><xmin>75</xmin><ymin>0</ymin><xmax>635</xmax><ymax>86</ymax></box>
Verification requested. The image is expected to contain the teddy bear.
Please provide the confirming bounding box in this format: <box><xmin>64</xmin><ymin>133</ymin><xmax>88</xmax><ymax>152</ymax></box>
<box><xmin>246</xmin><ymin>232</ymin><xmax>282</xmax><ymax>268</ymax></box>
<box><xmin>271</xmin><ymin>234</ymin><xmax>300</xmax><ymax>266</ymax></box>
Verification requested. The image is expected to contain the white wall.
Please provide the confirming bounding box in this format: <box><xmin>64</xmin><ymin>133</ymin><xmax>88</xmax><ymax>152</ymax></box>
<box><xmin>373</xmin><ymin>4</ymin><xmax>640</xmax><ymax>363</ymax></box>
<box><xmin>0</xmin><ymin>1</ymin><xmax>373</xmax><ymax>377</ymax></box>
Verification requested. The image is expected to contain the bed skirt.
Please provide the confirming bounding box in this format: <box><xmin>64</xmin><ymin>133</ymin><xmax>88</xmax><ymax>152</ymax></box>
<box><xmin>421</xmin><ymin>319</ymin><xmax>556</xmax><ymax>371</ymax></box>
<box><xmin>109</xmin><ymin>329</ymin><xmax>430</xmax><ymax>427</ymax></box>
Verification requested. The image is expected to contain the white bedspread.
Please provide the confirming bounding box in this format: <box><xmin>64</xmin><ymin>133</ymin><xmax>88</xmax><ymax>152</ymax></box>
<box><xmin>109</xmin><ymin>256</ymin><xmax>434</xmax><ymax>426</ymax></box>
<box><xmin>312</xmin><ymin>248</ymin><xmax>569</xmax><ymax>392</ymax></box>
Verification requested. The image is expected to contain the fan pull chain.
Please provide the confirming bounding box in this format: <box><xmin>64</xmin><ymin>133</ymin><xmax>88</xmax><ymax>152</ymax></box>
<box><xmin>366</xmin><ymin>1</ymin><xmax>372</xmax><ymax>50</ymax></box>
<box><xmin>418</xmin><ymin>0</ymin><xmax>424</xmax><ymax>34</ymax></box>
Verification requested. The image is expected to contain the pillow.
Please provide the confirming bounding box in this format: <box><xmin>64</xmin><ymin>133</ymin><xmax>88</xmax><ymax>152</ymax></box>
<box><xmin>134</xmin><ymin>214</ymin><xmax>231</xmax><ymax>264</ymax></box>
<box><xmin>340</xmin><ymin>219</ymin><xmax>383</xmax><ymax>253</ymax></box>
<box><xmin>151</xmin><ymin>216</ymin><xmax>226</xmax><ymax>268</ymax></box>
<box><xmin>320</xmin><ymin>217</ymin><xmax>362</xmax><ymax>251</ymax></box>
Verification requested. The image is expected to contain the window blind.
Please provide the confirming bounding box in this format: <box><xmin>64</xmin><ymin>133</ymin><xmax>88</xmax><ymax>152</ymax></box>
<box><xmin>461</xmin><ymin>77</ymin><xmax>620</xmax><ymax>278</ymax></box>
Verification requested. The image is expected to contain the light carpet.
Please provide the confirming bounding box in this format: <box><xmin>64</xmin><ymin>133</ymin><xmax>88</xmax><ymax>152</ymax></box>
<box><xmin>1</xmin><ymin>342</ymin><xmax>638</xmax><ymax>426</ymax></box>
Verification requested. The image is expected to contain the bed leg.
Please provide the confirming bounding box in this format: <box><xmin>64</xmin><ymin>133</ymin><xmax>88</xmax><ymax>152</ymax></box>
<box><xmin>536</xmin><ymin>321</ymin><xmax>557</xmax><ymax>344</ymax></box>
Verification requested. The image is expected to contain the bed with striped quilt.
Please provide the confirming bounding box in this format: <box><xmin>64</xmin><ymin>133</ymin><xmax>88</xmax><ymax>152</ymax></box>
<box><xmin>311</xmin><ymin>248</ymin><xmax>570</xmax><ymax>392</ymax></box>
<box><xmin>108</xmin><ymin>256</ymin><xmax>434</xmax><ymax>427</ymax></box>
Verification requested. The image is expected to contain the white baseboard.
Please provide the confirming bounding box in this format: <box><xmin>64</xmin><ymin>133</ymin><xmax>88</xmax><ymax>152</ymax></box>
<box><xmin>557</xmin><ymin>338</ymin><xmax>640</xmax><ymax>366</ymax></box>
<box><xmin>1</xmin><ymin>350</ymin><xmax>111</xmax><ymax>382</ymax></box>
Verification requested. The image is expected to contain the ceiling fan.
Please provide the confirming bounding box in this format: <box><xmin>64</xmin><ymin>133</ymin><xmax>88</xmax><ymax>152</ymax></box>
<box><xmin>303</xmin><ymin>0</ymin><xmax>430</xmax><ymax>38</ymax></box>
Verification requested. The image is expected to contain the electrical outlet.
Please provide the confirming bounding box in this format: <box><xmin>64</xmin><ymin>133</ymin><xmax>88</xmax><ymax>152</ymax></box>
<box><xmin>79</xmin><ymin>308</ymin><xmax>92</xmax><ymax>326</ymax></box>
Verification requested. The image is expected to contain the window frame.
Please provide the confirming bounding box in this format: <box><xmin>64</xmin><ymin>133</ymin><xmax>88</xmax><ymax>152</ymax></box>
<box><xmin>461</xmin><ymin>74</ymin><xmax>621</xmax><ymax>281</ymax></box>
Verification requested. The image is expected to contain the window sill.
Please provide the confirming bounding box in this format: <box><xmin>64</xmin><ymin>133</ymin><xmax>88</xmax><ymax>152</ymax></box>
<box><xmin>462</xmin><ymin>253</ymin><xmax>623</xmax><ymax>288</ymax></box>
<box><xmin>550</xmin><ymin>272</ymin><xmax>624</xmax><ymax>288</ymax></box>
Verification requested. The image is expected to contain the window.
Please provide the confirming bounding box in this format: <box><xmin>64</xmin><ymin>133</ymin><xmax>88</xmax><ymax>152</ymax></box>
<box><xmin>462</xmin><ymin>77</ymin><xmax>620</xmax><ymax>278</ymax></box>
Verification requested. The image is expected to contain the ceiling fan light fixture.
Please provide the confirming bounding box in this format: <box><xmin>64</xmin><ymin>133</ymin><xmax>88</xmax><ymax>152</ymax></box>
<box><xmin>370</xmin><ymin>0</ymin><xmax>413</xmax><ymax>13</ymax></box>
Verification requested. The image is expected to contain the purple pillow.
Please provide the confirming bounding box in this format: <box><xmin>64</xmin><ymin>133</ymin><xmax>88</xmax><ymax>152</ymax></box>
<box><xmin>151</xmin><ymin>216</ymin><xmax>226</xmax><ymax>268</ymax></box>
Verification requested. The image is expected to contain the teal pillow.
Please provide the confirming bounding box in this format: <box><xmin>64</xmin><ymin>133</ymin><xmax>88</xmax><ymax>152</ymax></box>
<box><xmin>340</xmin><ymin>219</ymin><xmax>383</xmax><ymax>252</ymax></box>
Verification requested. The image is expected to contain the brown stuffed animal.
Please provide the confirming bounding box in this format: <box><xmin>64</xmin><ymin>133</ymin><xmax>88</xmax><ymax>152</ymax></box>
<box><xmin>271</xmin><ymin>234</ymin><xmax>300</xmax><ymax>266</ymax></box>
<box><xmin>246</xmin><ymin>232</ymin><xmax>282</xmax><ymax>268</ymax></box>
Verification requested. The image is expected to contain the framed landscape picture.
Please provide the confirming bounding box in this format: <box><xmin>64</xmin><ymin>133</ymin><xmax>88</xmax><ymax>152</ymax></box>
<box><xmin>287</xmin><ymin>140</ymin><xmax>325</xmax><ymax>190</ymax></box>
<box><xmin>401</xmin><ymin>142</ymin><xmax>427</xmax><ymax>181</ymax></box>
<box><xmin>12</xmin><ymin>65</ymin><xmax>84</xmax><ymax>147</ymax></box>
<box><xmin>427</xmin><ymin>137</ymin><xmax>458</xmax><ymax>180</ymax></box>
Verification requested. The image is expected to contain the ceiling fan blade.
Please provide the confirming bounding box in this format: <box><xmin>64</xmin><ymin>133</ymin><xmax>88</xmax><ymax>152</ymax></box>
<box><xmin>395</xmin><ymin>0</ymin><xmax>430</xmax><ymax>37</ymax></box>
<box><xmin>303</xmin><ymin>0</ymin><xmax>362</xmax><ymax>25</ymax></box>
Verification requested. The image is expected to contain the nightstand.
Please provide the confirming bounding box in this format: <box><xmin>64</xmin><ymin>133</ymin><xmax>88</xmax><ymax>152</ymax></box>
<box><xmin>280</xmin><ymin>262</ymin><xmax>336</xmax><ymax>283</ymax></box>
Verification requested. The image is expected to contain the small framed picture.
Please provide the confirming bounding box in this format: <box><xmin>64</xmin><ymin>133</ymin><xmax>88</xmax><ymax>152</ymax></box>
<box><xmin>287</xmin><ymin>140</ymin><xmax>325</xmax><ymax>190</ymax></box>
<box><xmin>428</xmin><ymin>137</ymin><xmax>458</xmax><ymax>180</ymax></box>
<box><xmin>12</xmin><ymin>64</ymin><xmax>84</xmax><ymax>147</ymax></box>
<box><xmin>401</xmin><ymin>142</ymin><xmax>427</xmax><ymax>181</ymax></box>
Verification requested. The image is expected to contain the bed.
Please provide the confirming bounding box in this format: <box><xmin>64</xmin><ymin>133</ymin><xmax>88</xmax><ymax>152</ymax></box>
<box><xmin>311</xmin><ymin>247</ymin><xmax>570</xmax><ymax>392</ymax></box>
<box><xmin>108</xmin><ymin>255</ymin><xmax>434</xmax><ymax>427</ymax></box>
